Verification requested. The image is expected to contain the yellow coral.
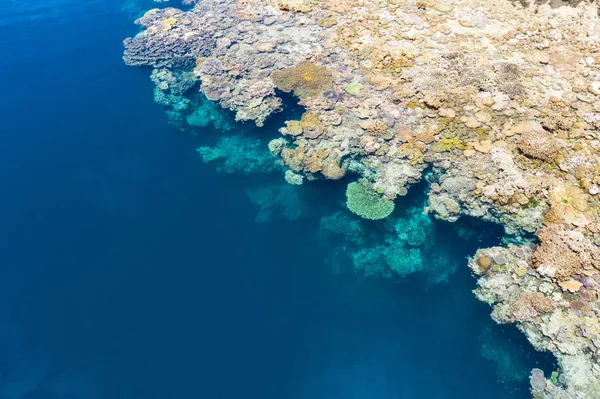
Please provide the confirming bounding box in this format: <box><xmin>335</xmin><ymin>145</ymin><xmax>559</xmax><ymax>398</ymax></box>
<box><xmin>277</xmin><ymin>0</ymin><xmax>312</xmax><ymax>12</ymax></box>
<box><xmin>281</xmin><ymin>147</ymin><xmax>305</xmax><ymax>171</ymax></box>
<box><xmin>299</xmin><ymin>112</ymin><xmax>321</xmax><ymax>130</ymax></box>
<box><xmin>370</xmin><ymin>48</ymin><xmax>414</xmax><ymax>74</ymax></box>
<box><xmin>162</xmin><ymin>17</ymin><xmax>177</xmax><ymax>26</ymax></box>
<box><xmin>271</xmin><ymin>61</ymin><xmax>333</xmax><ymax>98</ymax></box>
<box><xmin>284</xmin><ymin>120</ymin><xmax>303</xmax><ymax>136</ymax></box>
<box><xmin>397</xmin><ymin>143</ymin><xmax>424</xmax><ymax>165</ymax></box>
<box><xmin>431</xmin><ymin>137</ymin><xmax>465</xmax><ymax>152</ymax></box>
<box><xmin>318</xmin><ymin>17</ymin><xmax>337</xmax><ymax>27</ymax></box>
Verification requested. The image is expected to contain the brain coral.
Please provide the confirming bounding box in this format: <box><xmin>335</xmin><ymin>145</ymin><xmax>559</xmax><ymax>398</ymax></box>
<box><xmin>346</xmin><ymin>182</ymin><xmax>395</xmax><ymax>220</ymax></box>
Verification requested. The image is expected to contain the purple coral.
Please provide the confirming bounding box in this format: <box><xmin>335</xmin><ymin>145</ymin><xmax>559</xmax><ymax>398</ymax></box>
<box><xmin>199</xmin><ymin>58</ymin><xmax>224</xmax><ymax>76</ymax></box>
<box><xmin>493</xmin><ymin>253</ymin><xmax>507</xmax><ymax>265</ymax></box>
<box><xmin>123</xmin><ymin>11</ymin><xmax>216</xmax><ymax>69</ymax></box>
<box><xmin>514</xmin><ymin>247</ymin><xmax>527</xmax><ymax>258</ymax></box>
<box><xmin>580</xmin><ymin>276</ymin><xmax>600</xmax><ymax>290</ymax></box>
<box><xmin>530</xmin><ymin>369</ymin><xmax>547</xmax><ymax>392</ymax></box>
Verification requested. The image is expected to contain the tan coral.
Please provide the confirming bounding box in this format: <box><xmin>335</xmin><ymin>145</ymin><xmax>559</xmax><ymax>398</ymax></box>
<box><xmin>321</xmin><ymin>155</ymin><xmax>346</xmax><ymax>179</ymax></box>
<box><xmin>510</xmin><ymin>291</ymin><xmax>554</xmax><ymax>322</ymax></box>
<box><xmin>517</xmin><ymin>128</ymin><xmax>561</xmax><ymax>163</ymax></box>
<box><xmin>533</xmin><ymin>224</ymin><xmax>600</xmax><ymax>280</ymax></box>
<box><xmin>277</xmin><ymin>0</ymin><xmax>312</xmax><ymax>13</ymax></box>
<box><xmin>271</xmin><ymin>61</ymin><xmax>334</xmax><ymax>98</ymax></box>
<box><xmin>545</xmin><ymin>183</ymin><xmax>593</xmax><ymax>227</ymax></box>
<box><xmin>366</xmin><ymin>120</ymin><xmax>388</xmax><ymax>136</ymax></box>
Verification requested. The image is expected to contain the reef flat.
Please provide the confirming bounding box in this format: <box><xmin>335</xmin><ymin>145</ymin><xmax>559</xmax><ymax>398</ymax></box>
<box><xmin>124</xmin><ymin>0</ymin><xmax>600</xmax><ymax>397</ymax></box>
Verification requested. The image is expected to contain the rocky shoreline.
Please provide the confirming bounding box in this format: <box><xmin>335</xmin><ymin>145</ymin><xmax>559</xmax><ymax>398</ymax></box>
<box><xmin>124</xmin><ymin>0</ymin><xmax>600</xmax><ymax>396</ymax></box>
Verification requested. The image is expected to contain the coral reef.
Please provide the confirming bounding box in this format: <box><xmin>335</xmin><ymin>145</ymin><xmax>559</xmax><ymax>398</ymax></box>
<box><xmin>469</xmin><ymin>245</ymin><xmax>600</xmax><ymax>398</ymax></box>
<box><xmin>125</xmin><ymin>0</ymin><xmax>600</xmax><ymax>395</ymax></box>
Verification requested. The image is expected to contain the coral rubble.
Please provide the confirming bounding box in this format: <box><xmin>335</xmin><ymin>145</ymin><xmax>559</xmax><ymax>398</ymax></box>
<box><xmin>125</xmin><ymin>0</ymin><xmax>600</xmax><ymax>396</ymax></box>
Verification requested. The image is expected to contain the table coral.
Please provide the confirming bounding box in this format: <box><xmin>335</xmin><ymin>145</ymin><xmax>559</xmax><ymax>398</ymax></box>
<box><xmin>345</xmin><ymin>181</ymin><xmax>395</xmax><ymax>220</ymax></box>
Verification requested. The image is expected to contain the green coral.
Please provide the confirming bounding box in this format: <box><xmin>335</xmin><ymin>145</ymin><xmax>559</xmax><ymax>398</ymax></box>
<box><xmin>346</xmin><ymin>182</ymin><xmax>395</xmax><ymax>220</ymax></box>
<box><xmin>345</xmin><ymin>83</ymin><xmax>364</xmax><ymax>95</ymax></box>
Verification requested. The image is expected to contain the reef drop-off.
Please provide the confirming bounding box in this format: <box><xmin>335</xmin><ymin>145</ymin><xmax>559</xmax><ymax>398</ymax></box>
<box><xmin>124</xmin><ymin>0</ymin><xmax>600</xmax><ymax>397</ymax></box>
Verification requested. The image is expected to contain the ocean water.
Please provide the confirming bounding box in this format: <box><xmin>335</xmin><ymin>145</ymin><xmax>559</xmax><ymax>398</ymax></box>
<box><xmin>0</xmin><ymin>1</ymin><xmax>557</xmax><ymax>398</ymax></box>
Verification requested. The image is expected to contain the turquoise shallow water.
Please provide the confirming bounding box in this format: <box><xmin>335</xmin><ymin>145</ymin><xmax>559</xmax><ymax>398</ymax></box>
<box><xmin>0</xmin><ymin>0</ymin><xmax>556</xmax><ymax>398</ymax></box>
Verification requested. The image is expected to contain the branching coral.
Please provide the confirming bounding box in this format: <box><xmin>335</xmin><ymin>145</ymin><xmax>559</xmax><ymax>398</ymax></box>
<box><xmin>351</xmin><ymin>245</ymin><xmax>423</xmax><ymax>278</ymax></box>
<box><xmin>370</xmin><ymin>47</ymin><xmax>414</xmax><ymax>75</ymax></box>
<box><xmin>479</xmin><ymin>327</ymin><xmax>531</xmax><ymax>383</ymax></box>
<box><xmin>270</xmin><ymin>61</ymin><xmax>334</xmax><ymax>98</ymax></box>
<box><xmin>383</xmin><ymin>246</ymin><xmax>423</xmax><ymax>276</ymax></box>
<box><xmin>345</xmin><ymin>181</ymin><xmax>395</xmax><ymax>220</ymax></box>
<box><xmin>352</xmin><ymin>246</ymin><xmax>388</xmax><ymax>277</ymax></box>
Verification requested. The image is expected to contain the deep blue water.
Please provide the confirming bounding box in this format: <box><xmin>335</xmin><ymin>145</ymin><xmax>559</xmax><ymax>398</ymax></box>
<box><xmin>0</xmin><ymin>1</ymin><xmax>556</xmax><ymax>398</ymax></box>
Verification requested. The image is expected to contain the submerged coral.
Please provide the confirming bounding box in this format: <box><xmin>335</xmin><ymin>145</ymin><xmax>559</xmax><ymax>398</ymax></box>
<box><xmin>247</xmin><ymin>184</ymin><xmax>306</xmax><ymax>223</ymax></box>
<box><xmin>318</xmin><ymin>191</ymin><xmax>473</xmax><ymax>284</ymax></box>
<box><xmin>319</xmin><ymin>211</ymin><xmax>366</xmax><ymax>245</ymax></box>
<box><xmin>197</xmin><ymin>135</ymin><xmax>280</xmax><ymax>174</ymax></box>
<box><xmin>185</xmin><ymin>96</ymin><xmax>237</xmax><ymax>132</ymax></box>
<box><xmin>479</xmin><ymin>327</ymin><xmax>532</xmax><ymax>383</ymax></box>
<box><xmin>125</xmin><ymin>0</ymin><xmax>600</xmax><ymax>395</ymax></box>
